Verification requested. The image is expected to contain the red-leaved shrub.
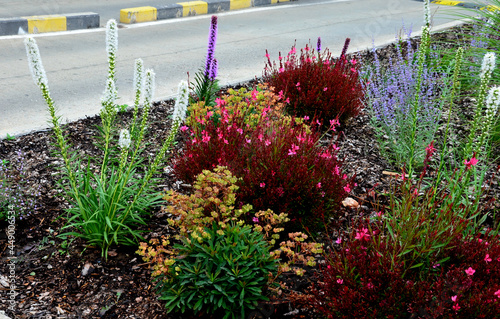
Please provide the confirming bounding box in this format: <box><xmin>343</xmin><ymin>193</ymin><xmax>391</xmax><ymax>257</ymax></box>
<box><xmin>311</xmin><ymin>223</ymin><xmax>500</xmax><ymax>318</ymax></box>
<box><xmin>173</xmin><ymin>96</ymin><xmax>352</xmax><ymax>230</ymax></box>
<box><xmin>263</xmin><ymin>38</ymin><xmax>364</xmax><ymax>127</ymax></box>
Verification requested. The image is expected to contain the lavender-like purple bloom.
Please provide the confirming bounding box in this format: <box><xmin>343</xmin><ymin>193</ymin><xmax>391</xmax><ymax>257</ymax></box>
<box><xmin>364</xmin><ymin>27</ymin><xmax>442</xmax><ymax>166</ymax></box>
<box><xmin>316</xmin><ymin>37</ymin><xmax>322</xmax><ymax>52</ymax></box>
<box><xmin>204</xmin><ymin>15</ymin><xmax>218</xmax><ymax>78</ymax></box>
<box><xmin>209</xmin><ymin>58</ymin><xmax>218</xmax><ymax>80</ymax></box>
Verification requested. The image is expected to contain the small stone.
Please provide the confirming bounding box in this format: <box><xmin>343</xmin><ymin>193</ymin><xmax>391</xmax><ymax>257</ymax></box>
<box><xmin>342</xmin><ymin>197</ymin><xmax>359</xmax><ymax>208</ymax></box>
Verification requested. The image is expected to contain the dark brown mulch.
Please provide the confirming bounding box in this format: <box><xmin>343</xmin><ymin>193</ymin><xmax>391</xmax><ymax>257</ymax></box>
<box><xmin>0</xmin><ymin>23</ymin><xmax>499</xmax><ymax>319</ymax></box>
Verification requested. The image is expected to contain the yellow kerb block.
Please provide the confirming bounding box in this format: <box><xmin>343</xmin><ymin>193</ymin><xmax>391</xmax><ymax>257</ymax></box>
<box><xmin>431</xmin><ymin>0</ymin><xmax>462</xmax><ymax>6</ymax></box>
<box><xmin>26</xmin><ymin>15</ymin><xmax>66</xmax><ymax>34</ymax></box>
<box><xmin>120</xmin><ymin>7</ymin><xmax>157</xmax><ymax>24</ymax></box>
<box><xmin>230</xmin><ymin>0</ymin><xmax>252</xmax><ymax>10</ymax></box>
<box><xmin>177</xmin><ymin>1</ymin><xmax>208</xmax><ymax>16</ymax></box>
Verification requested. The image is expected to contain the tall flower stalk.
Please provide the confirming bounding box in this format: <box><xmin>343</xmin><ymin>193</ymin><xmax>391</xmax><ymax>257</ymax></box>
<box><xmin>106</xmin><ymin>19</ymin><xmax>118</xmax><ymax>83</ymax></box>
<box><xmin>464</xmin><ymin>52</ymin><xmax>497</xmax><ymax>158</ymax></box>
<box><xmin>25</xmin><ymin>20</ymin><xmax>187</xmax><ymax>259</ymax></box>
<box><xmin>190</xmin><ymin>15</ymin><xmax>220</xmax><ymax>106</ymax></box>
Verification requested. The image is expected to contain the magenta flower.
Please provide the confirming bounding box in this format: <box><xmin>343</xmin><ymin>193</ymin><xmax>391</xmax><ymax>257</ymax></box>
<box><xmin>180</xmin><ymin>125</ymin><xmax>189</xmax><ymax>132</ymax></box>
<box><xmin>260</xmin><ymin>182</ymin><xmax>265</xmax><ymax>188</ymax></box>
<box><xmin>335</xmin><ymin>237</ymin><xmax>342</xmax><ymax>244</ymax></box>
<box><xmin>485</xmin><ymin>254</ymin><xmax>492</xmax><ymax>263</ymax></box>
<box><xmin>494</xmin><ymin>289</ymin><xmax>500</xmax><ymax>298</ymax></box>
<box><xmin>452</xmin><ymin>303</ymin><xmax>460</xmax><ymax>311</ymax></box>
<box><xmin>343</xmin><ymin>184</ymin><xmax>351</xmax><ymax>193</ymax></box>
<box><xmin>355</xmin><ymin>228</ymin><xmax>370</xmax><ymax>241</ymax></box>
<box><xmin>252</xmin><ymin>217</ymin><xmax>259</xmax><ymax>223</ymax></box>
<box><xmin>451</xmin><ymin>295</ymin><xmax>457</xmax><ymax>302</ymax></box>
<box><xmin>464</xmin><ymin>156</ymin><xmax>478</xmax><ymax>170</ymax></box>
<box><xmin>336</xmin><ymin>278</ymin><xmax>343</xmax><ymax>284</ymax></box>
<box><xmin>465</xmin><ymin>267</ymin><xmax>475</xmax><ymax>276</ymax></box>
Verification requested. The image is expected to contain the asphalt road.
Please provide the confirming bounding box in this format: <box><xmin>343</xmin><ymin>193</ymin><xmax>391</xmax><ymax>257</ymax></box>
<box><xmin>0</xmin><ymin>0</ymin><xmax>468</xmax><ymax>138</ymax></box>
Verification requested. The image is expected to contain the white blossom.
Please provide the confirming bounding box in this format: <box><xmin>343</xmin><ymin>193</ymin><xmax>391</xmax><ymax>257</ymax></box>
<box><xmin>423</xmin><ymin>0</ymin><xmax>431</xmax><ymax>27</ymax></box>
<box><xmin>172</xmin><ymin>80</ymin><xmax>189</xmax><ymax>123</ymax></box>
<box><xmin>133</xmin><ymin>58</ymin><xmax>144</xmax><ymax>97</ymax></box>
<box><xmin>485</xmin><ymin>86</ymin><xmax>500</xmax><ymax>119</ymax></box>
<box><xmin>24</xmin><ymin>37</ymin><xmax>48</xmax><ymax>87</ymax></box>
<box><xmin>101</xmin><ymin>78</ymin><xmax>117</xmax><ymax>106</ymax></box>
<box><xmin>143</xmin><ymin>69</ymin><xmax>155</xmax><ymax>107</ymax></box>
<box><xmin>106</xmin><ymin>19</ymin><xmax>118</xmax><ymax>56</ymax></box>
<box><xmin>480</xmin><ymin>52</ymin><xmax>496</xmax><ymax>80</ymax></box>
<box><xmin>118</xmin><ymin>129</ymin><xmax>131</xmax><ymax>149</ymax></box>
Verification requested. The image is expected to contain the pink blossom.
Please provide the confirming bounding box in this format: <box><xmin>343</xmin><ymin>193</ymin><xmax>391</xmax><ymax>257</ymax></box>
<box><xmin>327</xmin><ymin>265</ymin><xmax>331</xmax><ymax>269</ymax></box>
<box><xmin>355</xmin><ymin>228</ymin><xmax>370</xmax><ymax>241</ymax></box>
<box><xmin>376</xmin><ymin>211</ymin><xmax>383</xmax><ymax>218</ymax></box>
<box><xmin>432</xmin><ymin>263</ymin><xmax>440</xmax><ymax>269</ymax></box>
<box><xmin>464</xmin><ymin>157</ymin><xmax>478</xmax><ymax>170</ymax></box>
<box><xmin>278</xmin><ymin>67</ymin><xmax>284</xmax><ymax>73</ymax></box>
<box><xmin>323</xmin><ymin>87</ymin><xmax>328</xmax><ymax>91</ymax></box>
<box><xmin>265</xmin><ymin>139</ymin><xmax>271</xmax><ymax>146</ymax></box>
<box><xmin>180</xmin><ymin>125</ymin><xmax>189</xmax><ymax>132</ymax></box>
<box><xmin>260</xmin><ymin>182</ymin><xmax>265</xmax><ymax>188</ymax></box>
<box><xmin>246</xmin><ymin>138</ymin><xmax>251</xmax><ymax>144</ymax></box>
<box><xmin>251</xmin><ymin>89</ymin><xmax>258</xmax><ymax>101</ymax></box>
<box><xmin>316</xmin><ymin>182</ymin><xmax>322</xmax><ymax>188</ymax></box>
<box><xmin>237</xmin><ymin>128</ymin><xmax>243</xmax><ymax>135</ymax></box>
<box><xmin>306</xmin><ymin>58</ymin><xmax>312</xmax><ymax>63</ymax></box>
<box><xmin>202</xmin><ymin>131</ymin><xmax>211</xmax><ymax>143</ymax></box>
<box><xmin>337</xmin><ymin>279</ymin><xmax>343</xmax><ymax>284</ymax></box>
<box><xmin>465</xmin><ymin>267</ymin><xmax>475</xmax><ymax>276</ymax></box>
<box><xmin>343</xmin><ymin>184</ymin><xmax>351</xmax><ymax>193</ymax></box>
<box><xmin>285</xmin><ymin>98</ymin><xmax>290</xmax><ymax>104</ymax></box>
<box><xmin>288</xmin><ymin>143</ymin><xmax>299</xmax><ymax>156</ymax></box>
<box><xmin>333</xmin><ymin>166</ymin><xmax>340</xmax><ymax>175</ymax></box>
<box><xmin>452</xmin><ymin>303</ymin><xmax>460</xmax><ymax>311</ymax></box>
<box><xmin>335</xmin><ymin>237</ymin><xmax>342</xmax><ymax>244</ymax></box>
<box><xmin>288</xmin><ymin>47</ymin><xmax>296</xmax><ymax>55</ymax></box>
<box><xmin>451</xmin><ymin>295</ymin><xmax>457</xmax><ymax>302</ymax></box>
<box><xmin>485</xmin><ymin>254</ymin><xmax>492</xmax><ymax>263</ymax></box>
<box><xmin>367</xmin><ymin>283</ymin><xmax>374</xmax><ymax>289</ymax></box>
<box><xmin>303</xmin><ymin>115</ymin><xmax>310</xmax><ymax>120</ymax></box>
<box><xmin>252</xmin><ymin>217</ymin><xmax>259</xmax><ymax>223</ymax></box>
<box><xmin>350</xmin><ymin>59</ymin><xmax>357</xmax><ymax>65</ymax></box>
<box><xmin>265</xmin><ymin>53</ymin><xmax>270</xmax><ymax>59</ymax></box>
<box><xmin>494</xmin><ymin>290</ymin><xmax>500</xmax><ymax>298</ymax></box>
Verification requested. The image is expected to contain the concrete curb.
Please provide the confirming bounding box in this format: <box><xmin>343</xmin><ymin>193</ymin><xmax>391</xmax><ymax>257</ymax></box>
<box><xmin>430</xmin><ymin>0</ymin><xmax>499</xmax><ymax>10</ymax></box>
<box><xmin>0</xmin><ymin>12</ymin><xmax>99</xmax><ymax>36</ymax></box>
<box><xmin>120</xmin><ymin>0</ymin><xmax>289</xmax><ymax>24</ymax></box>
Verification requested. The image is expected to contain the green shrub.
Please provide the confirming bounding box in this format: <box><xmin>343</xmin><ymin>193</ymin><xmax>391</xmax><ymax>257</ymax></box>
<box><xmin>155</xmin><ymin>223</ymin><xmax>278</xmax><ymax>319</ymax></box>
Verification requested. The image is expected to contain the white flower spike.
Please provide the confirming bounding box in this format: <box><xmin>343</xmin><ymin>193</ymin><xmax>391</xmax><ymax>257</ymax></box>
<box><xmin>485</xmin><ymin>86</ymin><xmax>500</xmax><ymax>119</ymax></box>
<box><xmin>24</xmin><ymin>37</ymin><xmax>48</xmax><ymax>87</ymax></box>
<box><xmin>118</xmin><ymin>129</ymin><xmax>131</xmax><ymax>149</ymax></box>
<box><xmin>106</xmin><ymin>19</ymin><xmax>118</xmax><ymax>56</ymax></box>
<box><xmin>173</xmin><ymin>80</ymin><xmax>189</xmax><ymax>123</ymax></box>
<box><xmin>480</xmin><ymin>52</ymin><xmax>496</xmax><ymax>80</ymax></box>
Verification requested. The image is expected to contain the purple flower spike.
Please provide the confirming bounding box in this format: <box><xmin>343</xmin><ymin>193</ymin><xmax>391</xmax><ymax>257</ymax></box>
<box><xmin>340</xmin><ymin>38</ymin><xmax>350</xmax><ymax>58</ymax></box>
<box><xmin>204</xmin><ymin>15</ymin><xmax>218</xmax><ymax>78</ymax></box>
<box><xmin>317</xmin><ymin>37</ymin><xmax>322</xmax><ymax>52</ymax></box>
<box><xmin>209</xmin><ymin>58</ymin><xmax>218</xmax><ymax>80</ymax></box>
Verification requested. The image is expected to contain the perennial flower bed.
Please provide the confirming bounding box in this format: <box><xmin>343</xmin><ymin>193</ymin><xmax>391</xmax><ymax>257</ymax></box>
<box><xmin>1</xmin><ymin>1</ymin><xmax>500</xmax><ymax>318</ymax></box>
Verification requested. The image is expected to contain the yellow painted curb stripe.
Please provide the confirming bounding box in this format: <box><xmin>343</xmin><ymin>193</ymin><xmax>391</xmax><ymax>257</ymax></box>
<box><xmin>230</xmin><ymin>0</ymin><xmax>252</xmax><ymax>10</ymax></box>
<box><xmin>177</xmin><ymin>1</ymin><xmax>208</xmax><ymax>16</ymax></box>
<box><xmin>431</xmin><ymin>0</ymin><xmax>462</xmax><ymax>5</ymax></box>
<box><xmin>120</xmin><ymin>6</ymin><xmax>157</xmax><ymax>23</ymax></box>
<box><xmin>271</xmin><ymin>0</ymin><xmax>289</xmax><ymax>4</ymax></box>
<box><xmin>25</xmin><ymin>15</ymin><xmax>66</xmax><ymax>34</ymax></box>
<box><xmin>481</xmin><ymin>4</ymin><xmax>500</xmax><ymax>11</ymax></box>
